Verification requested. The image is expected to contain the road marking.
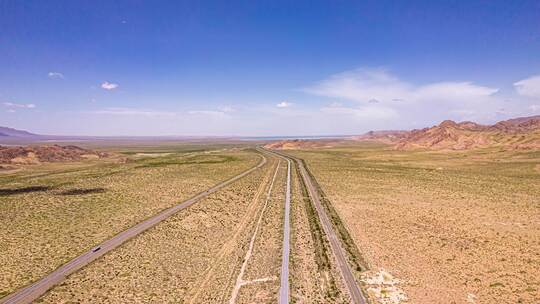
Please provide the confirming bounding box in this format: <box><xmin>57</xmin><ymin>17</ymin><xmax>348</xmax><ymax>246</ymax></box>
<box><xmin>1</xmin><ymin>153</ymin><xmax>267</xmax><ymax>304</ymax></box>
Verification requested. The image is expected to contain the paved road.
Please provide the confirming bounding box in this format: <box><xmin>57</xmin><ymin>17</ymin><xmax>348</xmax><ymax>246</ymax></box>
<box><xmin>273</xmin><ymin>153</ymin><xmax>291</xmax><ymax>304</ymax></box>
<box><xmin>1</xmin><ymin>153</ymin><xmax>267</xmax><ymax>304</ymax></box>
<box><xmin>273</xmin><ymin>150</ymin><xmax>367</xmax><ymax>304</ymax></box>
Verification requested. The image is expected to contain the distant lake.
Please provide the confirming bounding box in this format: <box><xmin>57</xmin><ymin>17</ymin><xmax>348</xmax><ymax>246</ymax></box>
<box><xmin>240</xmin><ymin>135</ymin><xmax>352</xmax><ymax>141</ymax></box>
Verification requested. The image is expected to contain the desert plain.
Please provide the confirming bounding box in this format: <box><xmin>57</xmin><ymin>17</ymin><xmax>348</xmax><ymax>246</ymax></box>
<box><xmin>1</xmin><ymin>118</ymin><xmax>539</xmax><ymax>304</ymax></box>
<box><xmin>288</xmin><ymin>144</ymin><xmax>539</xmax><ymax>303</ymax></box>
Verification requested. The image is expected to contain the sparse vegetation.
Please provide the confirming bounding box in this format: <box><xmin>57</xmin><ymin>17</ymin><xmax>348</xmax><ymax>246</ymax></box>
<box><xmin>37</xmin><ymin>152</ymin><xmax>280</xmax><ymax>303</ymax></box>
<box><xmin>3</xmin><ymin>140</ymin><xmax>538</xmax><ymax>304</ymax></box>
<box><xmin>235</xmin><ymin>160</ymin><xmax>287</xmax><ymax>303</ymax></box>
<box><xmin>135</xmin><ymin>154</ymin><xmax>239</xmax><ymax>168</ymax></box>
<box><xmin>301</xmin><ymin>158</ymin><xmax>369</xmax><ymax>273</ymax></box>
<box><xmin>59</xmin><ymin>187</ymin><xmax>106</xmax><ymax>195</ymax></box>
<box><xmin>288</xmin><ymin>144</ymin><xmax>540</xmax><ymax>303</ymax></box>
<box><xmin>289</xmin><ymin>161</ymin><xmax>349</xmax><ymax>303</ymax></box>
<box><xmin>0</xmin><ymin>147</ymin><xmax>259</xmax><ymax>298</ymax></box>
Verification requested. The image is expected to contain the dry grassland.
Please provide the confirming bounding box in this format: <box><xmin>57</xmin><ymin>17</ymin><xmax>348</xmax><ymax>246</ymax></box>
<box><xmin>0</xmin><ymin>149</ymin><xmax>258</xmax><ymax>299</ymax></box>
<box><xmin>186</xmin><ymin>156</ymin><xmax>279</xmax><ymax>304</ymax></box>
<box><xmin>37</xmin><ymin>153</ymin><xmax>280</xmax><ymax>303</ymax></box>
<box><xmin>289</xmin><ymin>145</ymin><xmax>540</xmax><ymax>304</ymax></box>
<box><xmin>234</xmin><ymin>160</ymin><xmax>287</xmax><ymax>303</ymax></box>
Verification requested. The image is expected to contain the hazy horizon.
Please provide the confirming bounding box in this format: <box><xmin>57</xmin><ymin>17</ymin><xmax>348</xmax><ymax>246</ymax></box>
<box><xmin>1</xmin><ymin>1</ymin><xmax>539</xmax><ymax>136</ymax></box>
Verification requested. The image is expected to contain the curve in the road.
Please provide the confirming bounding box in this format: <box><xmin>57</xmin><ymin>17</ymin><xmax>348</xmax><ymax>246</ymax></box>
<box><xmin>1</xmin><ymin>151</ymin><xmax>267</xmax><ymax>304</ymax></box>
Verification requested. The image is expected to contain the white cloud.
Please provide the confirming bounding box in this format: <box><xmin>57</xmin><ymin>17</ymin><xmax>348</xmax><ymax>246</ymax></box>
<box><xmin>450</xmin><ymin>109</ymin><xmax>476</xmax><ymax>116</ymax></box>
<box><xmin>514</xmin><ymin>75</ymin><xmax>540</xmax><ymax>98</ymax></box>
<box><xmin>218</xmin><ymin>106</ymin><xmax>235</xmax><ymax>113</ymax></box>
<box><xmin>529</xmin><ymin>104</ymin><xmax>540</xmax><ymax>112</ymax></box>
<box><xmin>90</xmin><ymin>107</ymin><xmax>231</xmax><ymax>118</ymax></box>
<box><xmin>188</xmin><ymin>110</ymin><xmax>228</xmax><ymax>117</ymax></box>
<box><xmin>321</xmin><ymin>104</ymin><xmax>398</xmax><ymax>120</ymax></box>
<box><xmin>276</xmin><ymin>101</ymin><xmax>292</xmax><ymax>108</ymax></box>
<box><xmin>48</xmin><ymin>72</ymin><xmax>64</xmax><ymax>79</ymax></box>
<box><xmin>90</xmin><ymin>107</ymin><xmax>176</xmax><ymax>117</ymax></box>
<box><xmin>3</xmin><ymin>102</ymin><xmax>36</xmax><ymax>109</ymax></box>
<box><xmin>101</xmin><ymin>81</ymin><xmax>119</xmax><ymax>90</ymax></box>
<box><xmin>302</xmin><ymin>67</ymin><xmax>512</xmax><ymax>125</ymax></box>
<box><xmin>305</xmin><ymin>68</ymin><xmax>498</xmax><ymax>105</ymax></box>
<box><xmin>414</xmin><ymin>81</ymin><xmax>498</xmax><ymax>102</ymax></box>
<box><xmin>305</xmin><ymin>68</ymin><xmax>410</xmax><ymax>103</ymax></box>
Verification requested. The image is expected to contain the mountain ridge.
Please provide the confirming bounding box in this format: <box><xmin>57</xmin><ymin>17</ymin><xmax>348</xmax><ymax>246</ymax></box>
<box><xmin>266</xmin><ymin>115</ymin><xmax>540</xmax><ymax>151</ymax></box>
<box><xmin>0</xmin><ymin>126</ymin><xmax>40</xmax><ymax>138</ymax></box>
<box><xmin>392</xmin><ymin>115</ymin><xmax>540</xmax><ymax>150</ymax></box>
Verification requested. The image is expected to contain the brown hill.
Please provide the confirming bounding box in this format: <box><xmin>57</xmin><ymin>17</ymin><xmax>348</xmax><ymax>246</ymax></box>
<box><xmin>490</xmin><ymin>115</ymin><xmax>540</xmax><ymax>132</ymax></box>
<box><xmin>353</xmin><ymin>130</ymin><xmax>409</xmax><ymax>143</ymax></box>
<box><xmin>395</xmin><ymin>115</ymin><xmax>540</xmax><ymax>150</ymax></box>
<box><xmin>264</xmin><ymin>139</ymin><xmax>342</xmax><ymax>150</ymax></box>
<box><xmin>265</xmin><ymin>116</ymin><xmax>540</xmax><ymax>151</ymax></box>
<box><xmin>0</xmin><ymin>145</ymin><xmax>108</xmax><ymax>164</ymax></box>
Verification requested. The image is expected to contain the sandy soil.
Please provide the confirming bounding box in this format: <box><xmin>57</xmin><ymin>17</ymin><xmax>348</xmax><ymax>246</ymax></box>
<box><xmin>235</xmin><ymin>161</ymin><xmax>287</xmax><ymax>303</ymax></box>
<box><xmin>36</xmin><ymin>154</ymin><xmax>279</xmax><ymax>303</ymax></box>
<box><xmin>290</xmin><ymin>147</ymin><xmax>540</xmax><ymax>304</ymax></box>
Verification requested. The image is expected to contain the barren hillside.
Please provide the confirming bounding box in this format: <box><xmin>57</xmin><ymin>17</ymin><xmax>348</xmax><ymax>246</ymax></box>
<box><xmin>0</xmin><ymin>145</ymin><xmax>108</xmax><ymax>164</ymax></box>
<box><xmin>264</xmin><ymin>139</ymin><xmax>343</xmax><ymax>150</ymax></box>
<box><xmin>353</xmin><ymin>130</ymin><xmax>409</xmax><ymax>143</ymax></box>
<box><xmin>265</xmin><ymin>116</ymin><xmax>540</xmax><ymax>151</ymax></box>
<box><xmin>395</xmin><ymin>115</ymin><xmax>540</xmax><ymax>150</ymax></box>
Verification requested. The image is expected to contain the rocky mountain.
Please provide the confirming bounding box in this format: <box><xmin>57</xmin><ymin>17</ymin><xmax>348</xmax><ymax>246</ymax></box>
<box><xmin>263</xmin><ymin>116</ymin><xmax>540</xmax><ymax>151</ymax></box>
<box><xmin>264</xmin><ymin>139</ymin><xmax>342</xmax><ymax>150</ymax></box>
<box><xmin>395</xmin><ymin>115</ymin><xmax>540</xmax><ymax>150</ymax></box>
<box><xmin>489</xmin><ymin>115</ymin><xmax>540</xmax><ymax>132</ymax></box>
<box><xmin>354</xmin><ymin>130</ymin><xmax>409</xmax><ymax>143</ymax></box>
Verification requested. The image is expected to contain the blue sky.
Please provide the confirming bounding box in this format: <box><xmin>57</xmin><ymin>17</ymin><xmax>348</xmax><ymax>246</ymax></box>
<box><xmin>1</xmin><ymin>0</ymin><xmax>539</xmax><ymax>136</ymax></box>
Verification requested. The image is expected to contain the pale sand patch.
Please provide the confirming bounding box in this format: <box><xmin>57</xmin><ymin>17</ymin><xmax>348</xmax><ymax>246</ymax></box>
<box><xmin>362</xmin><ymin>269</ymin><xmax>407</xmax><ymax>304</ymax></box>
<box><xmin>134</xmin><ymin>152</ymin><xmax>173</xmax><ymax>157</ymax></box>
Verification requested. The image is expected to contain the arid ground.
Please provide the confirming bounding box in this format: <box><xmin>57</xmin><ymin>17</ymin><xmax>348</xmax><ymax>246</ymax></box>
<box><xmin>288</xmin><ymin>143</ymin><xmax>540</xmax><ymax>304</ymax></box>
<box><xmin>0</xmin><ymin>145</ymin><xmax>259</xmax><ymax>298</ymax></box>
<box><xmin>1</xmin><ymin>140</ymin><xmax>538</xmax><ymax>304</ymax></box>
<box><xmin>33</xmin><ymin>149</ymin><xmax>355</xmax><ymax>303</ymax></box>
